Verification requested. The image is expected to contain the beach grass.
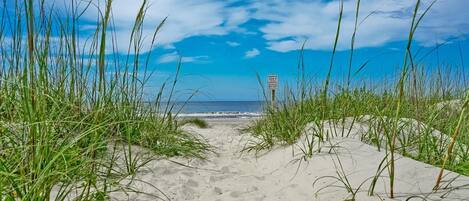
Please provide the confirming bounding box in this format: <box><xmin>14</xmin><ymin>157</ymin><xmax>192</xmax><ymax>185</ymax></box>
<box><xmin>0</xmin><ymin>0</ymin><xmax>207</xmax><ymax>200</ymax></box>
<box><xmin>247</xmin><ymin>0</ymin><xmax>469</xmax><ymax>198</ymax></box>
<box><xmin>179</xmin><ymin>118</ymin><xmax>209</xmax><ymax>129</ymax></box>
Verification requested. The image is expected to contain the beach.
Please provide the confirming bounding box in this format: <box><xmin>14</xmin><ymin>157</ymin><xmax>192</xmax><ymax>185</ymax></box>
<box><xmin>111</xmin><ymin>118</ymin><xmax>469</xmax><ymax>201</ymax></box>
<box><xmin>3</xmin><ymin>0</ymin><xmax>469</xmax><ymax>200</ymax></box>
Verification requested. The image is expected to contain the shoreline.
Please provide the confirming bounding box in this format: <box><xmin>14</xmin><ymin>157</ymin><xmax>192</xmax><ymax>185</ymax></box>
<box><xmin>177</xmin><ymin>112</ymin><xmax>263</xmax><ymax>119</ymax></box>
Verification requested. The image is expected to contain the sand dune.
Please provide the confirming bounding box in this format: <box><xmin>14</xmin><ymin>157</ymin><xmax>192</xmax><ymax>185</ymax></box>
<box><xmin>111</xmin><ymin>118</ymin><xmax>469</xmax><ymax>201</ymax></box>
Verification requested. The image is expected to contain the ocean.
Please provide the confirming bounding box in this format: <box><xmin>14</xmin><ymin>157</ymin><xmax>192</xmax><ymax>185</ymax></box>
<box><xmin>170</xmin><ymin>101</ymin><xmax>265</xmax><ymax>118</ymax></box>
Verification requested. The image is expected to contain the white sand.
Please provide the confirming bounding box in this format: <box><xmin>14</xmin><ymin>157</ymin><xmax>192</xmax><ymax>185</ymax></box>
<box><xmin>112</xmin><ymin>118</ymin><xmax>469</xmax><ymax>201</ymax></box>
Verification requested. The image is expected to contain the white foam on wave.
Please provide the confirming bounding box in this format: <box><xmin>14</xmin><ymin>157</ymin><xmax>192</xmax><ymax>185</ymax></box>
<box><xmin>177</xmin><ymin>112</ymin><xmax>263</xmax><ymax>119</ymax></box>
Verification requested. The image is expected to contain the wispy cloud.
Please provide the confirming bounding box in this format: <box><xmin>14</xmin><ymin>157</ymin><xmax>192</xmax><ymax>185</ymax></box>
<box><xmin>162</xmin><ymin>44</ymin><xmax>176</xmax><ymax>50</ymax></box>
<box><xmin>157</xmin><ymin>52</ymin><xmax>209</xmax><ymax>64</ymax></box>
<box><xmin>55</xmin><ymin>0</ymin><xmax>250</xmax><ymax>52</ymax></box>
<box><xmin>226</xmin><ymin>41</ymin><xmax>241</xmax><ymax>47</ymax></box>
<box><xmin>251</xmin><ymin>0</ymin><xmax>469</xmax><ymax>52</ymax></box>
<box><xmin>244</xmin><ymin>48</ymin><xmax>260</xmax><ymax>58</ymax></box>
<box><xmin>51</xmin><ymin>0</ymin><xmax>469</xmax><ymax>53</ymax></box>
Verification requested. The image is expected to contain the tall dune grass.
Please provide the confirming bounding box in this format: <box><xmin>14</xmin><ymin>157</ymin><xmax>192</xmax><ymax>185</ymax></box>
<box><xmin>0</xmin><ymin>0</ymin><xmax>207</xmax><ymax>200</ymax></box>
<box><xmin>247</xmin><ymin>0</ymin><xmax>469</xmax><ymax>198</ymax></box>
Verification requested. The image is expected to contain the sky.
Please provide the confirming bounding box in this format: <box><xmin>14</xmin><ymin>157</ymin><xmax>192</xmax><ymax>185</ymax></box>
<box><xmin>5</xmin><ymin>0</ymin><xmax>469</xmax><ymax>101</ymax></box>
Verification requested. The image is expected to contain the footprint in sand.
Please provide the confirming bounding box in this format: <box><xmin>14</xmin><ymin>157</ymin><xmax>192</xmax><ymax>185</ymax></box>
<box><xmin>209</xmin><ymin>174</ymin><xmax>230</xmax><ymax>183</ymax></box>
<box><xmin>249</xmin><ymin>186</ymin><xmax>259</xmax><ymax>192</ymax></box>
<box><xmin>180</xmin><ymin>185</ymin><xmax>197</xmax><ymax>200</ymax></box>
<box><xmin>190</xmin><ymin>159</ymin><xmax>208</xmax><ymax>166</ymax></box>
<box><xmin>182</xmin><ymin>171</ymin><xmax>194</xmax><ymax>177</ymax></box>
<box><xmin>255</xmin><ymin>176</ymin><xmax>265</xmax><ymax>181</ymax></box>
<box><xmin>229</xmin><ymin>191</ymin><xmax>242</xmax><ymax>198</ymax></box>
<box><xmin>162</xmin><ymin>167</ymin><xmax>180</xmax><ymax>175</ymax></box>
<box><xmin>220</xmin><ymin>166</ymin><xmax>231</xmax><ymax>173</ymax></box>
<box><xmin>213</xmin><ymin>187</ymin><xmax>223</xmax><ymax>195</ymax></box>
<box><xmin>186</xmin><ymin>179</ymin><xmax>199</xmax><ymax>187</ymax></box>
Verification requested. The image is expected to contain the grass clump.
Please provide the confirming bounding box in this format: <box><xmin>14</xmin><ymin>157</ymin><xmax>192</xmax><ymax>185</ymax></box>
<box><xmin>0</xmin><ymin>0</ymin><xmax>207</xmax><ymax>200</ymax></box>
<box><xmin>179</xmin><ymin>118</ymin><xmax>209</xmax><ymax>128</ymax></box>
<box><xmin>247</xmin><ymin>0</ymin><xmax>469</xmax><ymax>198</ymax></box>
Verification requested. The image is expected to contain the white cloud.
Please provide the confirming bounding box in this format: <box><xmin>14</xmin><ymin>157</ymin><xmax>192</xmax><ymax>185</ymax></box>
<box><xmin>157</xmin><ymin>52</ymin><xmax>209</xmax><ymax>64</ymax></box>
<box><xmin>52</xmin><ymin>0</ymin><xmax>249</xmax><ymax>52</ymax></box>
<box><xmin>226</xmin><ymin>41</ymin><xmax>241</xmax><ymax>47</ymax></box>
<box><xmin>162</xmin><ymin>44</ymin><xmax>176</xmax><ymax>50</ymax></box>
<box><xmin>244</xmin><ymin>48</ymin><xmax>260</xmax><ymax>58</ymax></box>
<box><xmin>251</xmin><ymin>0</ymin><xmax>469</xmax><ymax>52</ymax></box>
<box><xmin>47</xmin><ymin>0</ymin><xmax>469</xmax><ymax>53</ymax></box>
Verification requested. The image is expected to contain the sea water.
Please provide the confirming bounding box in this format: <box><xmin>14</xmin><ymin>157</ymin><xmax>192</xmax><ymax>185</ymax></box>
<box><xmin>170</xmin><ymin>101</ymin><xmax>265</xmax><ymax>118</ymax></box>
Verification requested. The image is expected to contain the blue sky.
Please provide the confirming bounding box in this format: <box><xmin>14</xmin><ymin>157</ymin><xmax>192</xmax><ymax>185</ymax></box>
<box><xmin>6</xmin><ymin>0</ymin><xmax>469</xmax><ymax>101</ymax></box>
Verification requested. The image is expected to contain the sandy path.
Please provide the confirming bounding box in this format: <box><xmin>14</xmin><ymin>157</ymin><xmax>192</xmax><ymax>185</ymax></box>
<box><xmin>113</xmin><ymin>119</ymin><xmax>469</xmax><ymax>201</ymax></box>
